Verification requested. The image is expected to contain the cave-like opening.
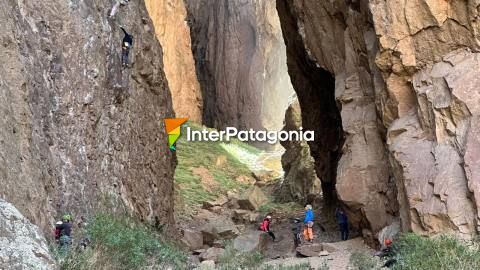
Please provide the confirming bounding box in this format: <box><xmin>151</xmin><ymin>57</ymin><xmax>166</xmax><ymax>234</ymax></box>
<box><xmin>276</xmin><ymin>0</ymin><xmax>345</xmax><ymax>208</ymax></box>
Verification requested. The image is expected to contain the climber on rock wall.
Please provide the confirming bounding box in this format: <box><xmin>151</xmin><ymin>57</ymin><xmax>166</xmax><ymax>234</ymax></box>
<box><xmin>120</xmin><ymin>27</ymin><xmax>133</xmax><ymax>67</ymax></box>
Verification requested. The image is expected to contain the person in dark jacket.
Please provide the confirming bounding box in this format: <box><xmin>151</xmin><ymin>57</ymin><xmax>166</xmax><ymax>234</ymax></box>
<box><xmin>259</xmin><ymin>215</ymin><xmax>276</xmax><ymax>241</ymax></box>
<box><xmin>335</xmin><ymin>208</ymin><xmax>349</xmax><ymax>241</ymax></box>
<box><xmin>120</xmin><ymin>27</ymin><xmax>133</xmax><ymax>67</ymax></box>
<box><xmin>59</xmin><ymin>214</ymin><xmax>73</xmax><ymax>247</ymax></box>
<box><xmin>292</xmin><ymin>218</ymin><xmax>302</xmax><ymax>248</ymax></box>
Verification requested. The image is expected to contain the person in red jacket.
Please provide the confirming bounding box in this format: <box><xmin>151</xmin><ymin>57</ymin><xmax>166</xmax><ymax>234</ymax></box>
<box><xmin>259</xmin><ymin>215</ymin><xmax>276</xmax><ymax>241</ymax></box>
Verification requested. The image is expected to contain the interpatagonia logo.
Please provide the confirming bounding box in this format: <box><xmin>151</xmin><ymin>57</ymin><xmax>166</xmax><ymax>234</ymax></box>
<box><xmin>164</xmin><ymin>118</ymin><xmax>188</xmax><ymax>150</ymax></box>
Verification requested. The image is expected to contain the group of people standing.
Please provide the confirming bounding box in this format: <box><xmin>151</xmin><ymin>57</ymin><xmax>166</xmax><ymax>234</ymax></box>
<box><xmin>259</xmin><ymin>204</ymin><xmax>350</xmax><ymax>247</ymax></box>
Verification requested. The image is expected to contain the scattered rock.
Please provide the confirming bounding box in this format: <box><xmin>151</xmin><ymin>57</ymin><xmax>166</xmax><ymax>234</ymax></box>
<box><xmin>199</xmin><ymin>247</ymin><xmax>225</xmax><ymax>262</ymax></box>
<box><xmin>212</xmin><ymin>240</ymin><xmax>225</xmax><ymax>248</ymax></box>
<box><xmin>199</xmin><ymin>259</ymin><xmax>215</xmax><ymax>269</ymax></box>
<box><xmin>237</xmin><ymin>186</ymin><xmax>268</xmax><ymax>211</ymax></box>
<box><xmin>252</xmin><ymin>170</ymin><xmax>278</xmax><ymax>183</ymax></box>
<box><xmin>319</xmin><ymin>250</ymin><xmax>329</xmax><ymax>256</ymax></box>
<box><xmin>232</xmin><ymin>209</ymin><xmax>260</xmax><ymax>224</ymax></box>
<box><xmin>200</xmin><ymin>216</ymin><xmax>239</xmax><ymax>245</ymax></box>
<box><xmin>182</xmin><ymin>229</ymin><xmax>203</xmax><ymax>250</ymax></box>
<box><xmin>0</xmin><ymin>200</ymin><xmax>56</xmax><ymax>270</ymax></box>
<box><xmin>202</xmin><ymin>195</ymin><xmax>228</xmax><ymax>209</ymax></box>
<box><xmin>233</xmin><ymin>231</ymin><xmax>268</xmax><ymax>253</ymax></box>
<box><xmin>296</xmin><ymin>243</ymin><xmax>323</xmax><ymax>257</ymax></box>
<box><xmin>236</xmin><ymin>175</ymin><xmax>255</xmax><ymax>185</ymax></box>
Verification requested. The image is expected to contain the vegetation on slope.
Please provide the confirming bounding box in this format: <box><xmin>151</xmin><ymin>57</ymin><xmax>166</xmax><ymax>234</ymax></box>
<box><xmin>59</xmin><ymin>214</ymin><xmax>187</xmax><ymax>270</ymax></box>
<box><xmin>174</xmin><ymin>123</ymin><xmax>258</xmax><ymax>210</ymax></box>
<box><xmin>349</xmin><ymin>233</ymin><xmax>480</xmax><ymax>270</ymax></box>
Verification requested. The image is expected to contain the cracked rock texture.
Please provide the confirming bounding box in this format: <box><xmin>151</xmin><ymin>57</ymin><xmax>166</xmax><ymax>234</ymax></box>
<box><xmin>280</xmin><ymin>99</ymin><xmax>321</xmax><ymax>204</ymax></box>
<box><xmin>145</xmin><ymin>0</ymin><xmax>203</xmax><ymax>123</ymax></box>
<box><xmin>185</xmin><ymin>0</ymin><xmax>294</xmax><ymax>132</ymax></box>
<box><xmin>277</xmin><ymin>0</ymin><xmax>480</xmax><ymax>241</ymax></box>
<box><xmin>0</xmin><ymin>0</ymin><xmax>176</xmax><ymax>233</ymax></box>
<box><xmin>0</xmin><ymin>199</ymin><xmax>56</xmax><ymax>270</ymax></box>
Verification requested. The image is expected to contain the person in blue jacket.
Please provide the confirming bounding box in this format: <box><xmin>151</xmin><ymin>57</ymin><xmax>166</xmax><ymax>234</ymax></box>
<box><xmin>336</xmin><ymin>208</ymin><xmax>349</xmax><ymax>241</ymax></box>
<box><xmin>303</xmin><ymin>204</ymin><xmax>314</xmax><ymax>243</ymax></box>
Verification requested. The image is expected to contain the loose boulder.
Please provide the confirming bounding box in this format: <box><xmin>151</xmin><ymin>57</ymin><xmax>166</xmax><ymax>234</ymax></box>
<box><xmin>182</xmin><ymin>229</ymin><xmax>203</xmax><ymax>250</ymax></box>
<box><xmin>296</xmin><ymin>243</ymin><xmax>323</xmax><ymax>257</ymax></box>
<box><xmin>233</xmin><ymin>231</ymin><xmax>269</xmax><ymax>253</ymax></box>
<box><xmin>199</xmin><ymin>247</ymin><xmax>225</xmax><ymax>262</ymax></box>
<box><xmin>232</xmin><ymin>209</ymin><xmax>260</xmax><ymax>224</ymax></box>
<box><xmin>0</xmin><ymin>200</ymin><xmax>56</xmax><ymax>270</ymax></box>
<box><xmin>237</xmin><ymin>186</ymin><xmax>268</xmax><ymax>211</ymax></box>
<box><xmin>200</xmin><ymin>216</ymin><xmax>239</xmax><ymax>245</ymax></box>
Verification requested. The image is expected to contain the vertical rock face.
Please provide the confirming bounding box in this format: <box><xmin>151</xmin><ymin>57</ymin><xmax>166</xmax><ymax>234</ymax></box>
<box><xmin>185</xmin><ymin>0</ymin><xmax>294</xmax><ymax>131</ymax></box>
<box><xmin>279</xmin><ymin>99</ymin><xmax>321</xmax><ymax>204</ymax></box>
<box><xmin>0</xmin><ymin>199</ymin><xmax>56</xmax><ymax>270</ymax></box>
<box><xmin>0</xmin><ymin>199</ymin><xmax>56</xmax><ymax>269</ymax></box>
<box><xmin>145</xmin><ymin>0</ymin><xmax>203</xmax><ymax>123</ymax></box>
<box><xmin>276</xmin><ymin>0</ymin><xmax>480</xmax><ymax>240</ymax></box>
<box><xmin>0</xmin><ymin>1</ymin><xmax>176</xmax><ymax>232</ymax></box>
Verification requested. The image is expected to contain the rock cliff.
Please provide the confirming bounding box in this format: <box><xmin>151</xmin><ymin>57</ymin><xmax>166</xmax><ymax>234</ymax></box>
<box><xmin>280</xmin><ymin>99</ymin><xmax>321</xmax><ymax>204</ymax></box>
<box><xmin>0</xmin><ymin>0</ymin><xmax>176</xmax><ymax>232</ymax></box>
<box><xmin>145</xmin><ymin>0</ymin><xmax>203</xmax><ymax>123</ymax></box>
<box><xmin>277</xmin><ymin>0</ymin><xmax>480</xmax><ymax>241</ymax></box>
<box><xmin>185</xmin><ymin>0</ymin><xmax>294</xmax><ymax>132</ymax></box>
<box><xmin>0</xmin><ymin>199</ymin><xmax>56</xmax><ymax>270</ymax></box>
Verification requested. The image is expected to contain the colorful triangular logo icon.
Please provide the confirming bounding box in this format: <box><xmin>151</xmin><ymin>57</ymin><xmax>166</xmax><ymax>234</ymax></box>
<box><xmin>164</xmin><ymin>118</ymin><xmax>188</xmax><ymax>151</ymax></box>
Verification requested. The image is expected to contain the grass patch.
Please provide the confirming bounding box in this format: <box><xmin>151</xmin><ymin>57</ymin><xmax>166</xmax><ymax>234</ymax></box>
<box><xmin>59</xmin><ymin>214</ymin><xmax>187</xmax><ymax>270</ymax></box>
<box><xmin>349</xmin><ymin>250</ymin><xmax>381</xmax><ymax>270</ymax></box>
<box><xmin>392</xmin><ymin>233</ymin><xmax>480</xmax><ymax>270</ymax></box>
<box><xmin>175</xmin><ymin>122</ymin><xmax>260</xmax><ymax>210</ymax></box>
<box><xmin>216</xmin><ymin>242</ymin><xmax>264</xmax><ymax>270</ymax></box>
<box><xmin>259</xmin><ymin>201</ymin><xmax>302</xmax><ymax>216</ymax></box>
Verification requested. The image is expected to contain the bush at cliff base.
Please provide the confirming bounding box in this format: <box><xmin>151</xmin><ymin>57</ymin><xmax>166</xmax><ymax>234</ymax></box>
<box><xmin>60</xmin><ymin>214</ymin><xmax>187</xmax><ymax>270</ymax></box>
<box><xmin>392</xmin><ymin>233</ymin><xmax>480</xmax><ymax>270</ymax></box>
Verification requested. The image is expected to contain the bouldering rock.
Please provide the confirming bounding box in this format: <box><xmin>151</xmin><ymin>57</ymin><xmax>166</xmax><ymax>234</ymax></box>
<box><xmin>199</xmin><ymin>247</ymin><xmax>225</xmax><ymax>262</ymax></box>
<box><xmin>182</xmin><ymin>229</ymin><xmax>203</xmax><ymax>250</ymax></box>
<box><xmin>232</xmin><ymin>209</ymin><xmax>260</xmax><ymax>224</ymax></box>
<box><xmin>296</xmin><ymin>243</ymin><xmax>323</xmax><ymax>257</ymax></box>
<box><xmin>200</xmin><ymin>216</ymin><xmax>239</xmax><ymax>245</ymax></box>
<box><xmin>0</xmin><ymin>200</ymin><xmax>56</xmax><ymax>270</ymax></box>
<box><xmin>202</xmin><ymin>195</ymin><xmax>228</xmax><ymax>209</ymax></box>
<box><xmin>233</xmin><ymin>231</ymin><xmax>268</xmax><ymax>253</ymax></box>
<box><xmin>237</xmin><ymin>186</ymin><xmax>268</xmax><ymax>211</ymax></box>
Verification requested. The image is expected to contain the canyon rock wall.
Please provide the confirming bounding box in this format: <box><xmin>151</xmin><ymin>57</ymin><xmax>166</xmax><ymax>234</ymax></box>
<box><xmin>280</xmin><ymin>99</ymin><xmax>321</xmax><ymax>204</ymax></box>
<box><xmin>185</xmin><ymin>0</ymin><xmax>294</xmax><ymax>132</ymax></box>
<box><xmin>145</xmin><ymin>0</ymin><xmax>203</xmax><ymax>123</ymax></box>
<box><xmin>0</xmin><ymin>0</ymin><xmax>176</xmax><ymax>232</ymax></box>
<box><xmin>277</xmin><ymin>0</ymin><xmax>480</xmax><ymax>241</ymax></box>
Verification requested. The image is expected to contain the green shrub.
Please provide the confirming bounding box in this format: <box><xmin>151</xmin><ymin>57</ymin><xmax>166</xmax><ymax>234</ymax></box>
<box><xmin>60</xmin><ymin>214</ymin><xmax>187</xmax><ymax>270</ymax></box>
<box><xmin>216</xmin><ymin>243</ymin><xmax>264</xmax><ymax>270</ymax></box>
<box><xmin>349</xmin><ymin>250</ymin><xmax>381</xmax><ymax>270</ymax></box>
<box><xmin>393</xmin><ymin>233</ymin><xmax>480</xmax><ymax>270</ymax></box>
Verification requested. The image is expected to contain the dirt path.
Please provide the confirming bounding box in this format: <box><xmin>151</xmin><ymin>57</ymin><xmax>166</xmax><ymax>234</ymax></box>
<box><xmin>264</xmin><ymin>238</ymin><xmax>372</xmax><ymax>270</ymax></box>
